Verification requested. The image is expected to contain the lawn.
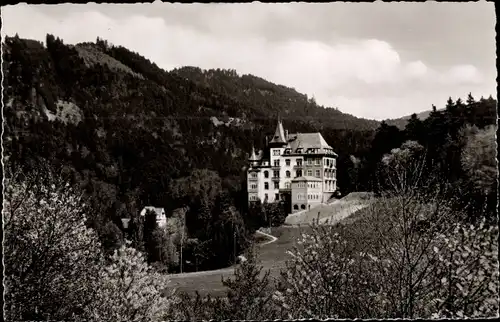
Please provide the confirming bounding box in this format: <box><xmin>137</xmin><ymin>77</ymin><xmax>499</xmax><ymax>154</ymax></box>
<box><xmin>168</xmin><ymin>226</ymin><xmax>312</xmax><ymax>297</ymax></box>
<box><xmin>168</xmin><ymin>193</ymin><xmax>374</xmax><ymax>297</ymax></box>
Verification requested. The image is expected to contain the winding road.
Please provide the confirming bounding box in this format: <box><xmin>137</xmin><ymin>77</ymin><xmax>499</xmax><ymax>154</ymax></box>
<box><xmin>168</xmin><ymin>229</ymin><xmax>278</xmax><ymax>279</ymax></box>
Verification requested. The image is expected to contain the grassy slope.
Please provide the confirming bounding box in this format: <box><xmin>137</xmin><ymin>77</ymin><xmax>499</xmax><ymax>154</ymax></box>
<box><xmin>284</xmin><ymin>192</ymin><xmax>376</xmax><ymax>226</ymax></box>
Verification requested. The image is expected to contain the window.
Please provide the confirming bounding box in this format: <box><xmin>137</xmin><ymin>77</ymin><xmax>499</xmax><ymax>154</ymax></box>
<box><xmin>251</xmin><ymin>172</ymin><xmax>257</xmax><ymax>178</ymax></box>
<box><xmin>274</xmin><ymin>182</ymin><xmax>279</xmax><ymax>189</ymax></box>
<box><xmin>273</xmin><ymin>170</ymin><xmax>280</xmax><ymax>178</ymax></box>
<box><xmin>296</xmin><ymin>159</ymin><xmax>302</xmax><ymax>166</ymax></box>
<box><xmin>297</xmin><ymin>148</ymin><xmax>303</xmax><ymax>154</ymax></box>
<box><xmin>274</xmin><ymin>160</ymin><xmax>280</xmax><ymax>167</ymax></box>
<box><xmin>264</xmin><ymin>182</ymin><xmax>269</xmax><ymax>190</ymax></box>
<box><xmin>293</xmin><ymin>204</ymin><xmax>299</xmax><ymax>210</ymax></box>
<box><xmin>285</xmin><ymin>182</ymin><xmax>291</xmax><ymax>189</ymax></box>
<box><xmin>315</xmin><ymin>170</ymin><xmax>321</xmax><ymax>178</ymax></box>
<box><xmin>307</xmin><ymin>170</ymin><xmax>313</xmax><ymax>176</ymax></box>
<box><xmin>284</xmin><ymin>149</ymin><xmax>291</xmax><ymax>154</ymax></box>
<box><xmin>249</xmin><ymin>183</ymin><xmax>257</xmax><ymax>189</ymax></box>
<box><xmin>264</xmin><ymin>171</ymin><xmax>269</xmax><ymax>178</ymax></box>
<box><xmin>275</xmin><ymin>193</ymin><xmax>279</xmax><ymax>200</ymax></box>
<box><xmin>285</xmin><ymin>159</ymin><xmax>291</xmax><ymax>166</ymax></box>
<box><xmin>264</xmin><ymin>193</ymin><xmax>268</xmax><ymax>200</ymax></box>
<box><xmin>307</xmin><ymin>159</ymin><xmax>313</xmax><ymax>165</ymax></box>
<box><xmin>296</xmin><ymin>170</ymin><xmax>302</xmax><ymax>177</ymax></box>
<box><xmin>286</xmin><ymin>170</ymin><xmax>291</xmax><ymax>178</ymax></box>
<box><xmin>273</xmin><ymin>149</ymin><xmax>280</xmax><ymax>156</ymax></box>
<box><xmin>301</xmin><ymin>204</ymin><xmax>306</xmax><ymax>210</ymax></box>
<box><xmin>315</xmin><ymin>159</ymin><xmax>321</xmax><ymax>165</ymax></box>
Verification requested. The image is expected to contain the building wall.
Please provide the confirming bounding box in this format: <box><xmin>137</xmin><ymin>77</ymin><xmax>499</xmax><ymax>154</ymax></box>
<box><xmin>269</xmin><ymin>146</ymin><xmax>285</xmax><ymax>202</ymax></box>
<box><xmin>305</xmin><ymin>180</ymin><xmax>323</xmax><ymax>209</ymax></box>
<box><xmin>291</xmin><ymin>181</ymin><xmax>308</xmax><ymax>213</ymax></box>
<box><xmin>247</xmin><ymin>168</ymin><xmax>261</xmax><ymax>202</ymax></box>
<box><xmin>291</xmin><ymin>179</ymin><xmax>322</xmax><ymax>213</ymax></box>
<box><xmin>248</xmin><ymin>147</ymin><xmax>338</xmax><ymax>206</ymax></box>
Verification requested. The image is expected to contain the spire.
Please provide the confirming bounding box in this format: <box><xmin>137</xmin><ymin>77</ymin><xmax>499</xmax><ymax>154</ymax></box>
<box><xmin>269</xmin><ymin>119</ymin><xmax>286</xmax><ymax>145</ymax></box>
<box><xmin>249</xmin><ymin>145</ymin><xmax>258</xmax><ymax>161</ymax></box>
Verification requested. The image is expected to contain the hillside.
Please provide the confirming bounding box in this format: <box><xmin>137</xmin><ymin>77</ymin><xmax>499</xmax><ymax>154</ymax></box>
<box><xmin>172</xmin><ymin>66</ymin><xmax>380</xmax><ymax>131</ymax></box>
<box><xmin>2</xmin><ymin>34</ymin><xmax>380</xmax><ymax>269</ymax></box>
<box><xmin>385</xmin><ymin>108</ymin><xmax>440</xmax><ymax>129</ymax></box>
<box><xmin>4</xmin><ymin>34</ymin><xmax>496</xmax><ymax>273</ymax></box>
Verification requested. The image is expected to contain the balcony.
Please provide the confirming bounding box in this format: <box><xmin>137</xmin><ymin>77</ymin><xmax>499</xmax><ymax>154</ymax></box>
<box><xmin>248</xmin><ymin>177</ymin><xmax>258</xmax><ymax>181</ymax></box>
<box><xmin>271</xmin><ymin>166</ymin><xmax>281</xmax><ymax>171</ymax></box>
<box><xmin>248</xmin><ymin>188</ymin><xmax>259</xmax><ymax>192</ymax></box>
<box><xmin>293</xmin><ymin>165</ymin><xmax>303</xmax><ymax>170</ymax></box>
<box><xmin>271</xmin><ymin>177</ymin><xmax>280</xmax><ymax>181</ymax></box>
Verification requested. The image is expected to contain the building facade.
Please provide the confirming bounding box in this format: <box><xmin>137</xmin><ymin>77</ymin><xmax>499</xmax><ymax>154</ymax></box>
<box><xmin>247</xmin><ymin>120</ymin><xmax>338</xmax><ymax>213</ymax></box>
<box><xmin>140</xmin><ymin>206</ymin><xmax>167</xmax><ymax>227</ymax></box>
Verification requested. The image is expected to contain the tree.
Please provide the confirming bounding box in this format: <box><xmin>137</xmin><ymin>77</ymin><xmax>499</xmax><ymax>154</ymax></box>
<box><xmin>427</xmin><ymin>218</ymin><xmax>498</xmax><ymax>318</ymax></box>
<box><xmin>460</xmin><ymin>125</ymin><xmax>497</xmax><ymax>195</ymax></box>
<box><xmin>3</xmin><ymin>173</ymin><xmax>102</xmax><ymax>320</ymax></box>
<box><xmin>274</xmin><ymin>149</ymin><xmax>498</xmax><ymax>319</ymax></box>
<box><xmin>220</xmin><ymin>246</ymin><xmax>279</xmax><ymax>319</ymax></box>
<box><xmin>378</xmin><ymin>140</ymin><xmax>430</xmax><ymax>195</ymax></box>
<box><xmin>84</xmin><ymin>244</ymin><xmax>175</xmax><ymax>321</ymax></box>
<box><xmin>274</xmin><ymin>223</ymin><xmax>371</xmax><ymax>319</ymax></box>
<box><xmin>405</xmin><ymin>114</ymin><xmax>425</xmax><ymax>142</ymax></box>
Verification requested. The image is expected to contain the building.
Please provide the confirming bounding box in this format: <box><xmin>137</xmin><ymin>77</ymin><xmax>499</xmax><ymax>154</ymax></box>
<box><xmin>140</xmin><ymin>206</ymin><xmax>167</xmax><ymax>227</ymax></box>
<box><xmin>247</xmin><ymin>120</ymin><xmax>338</xmax><ymax>213</ymax></box>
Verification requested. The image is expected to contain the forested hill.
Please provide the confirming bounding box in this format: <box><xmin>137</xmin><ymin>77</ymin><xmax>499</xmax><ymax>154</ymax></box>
<box><xmin>2</xmin><ymin>34</ymin><xmax>378</xmax><ymax>264</ymax></box>
<box><xmin>385</xmin><ymin>109</ymin><xmax>437</xmax><ymax>129</ymax></box>
<box><xmin>3</xmin><ymin>34</ymin><xmax>497</xmax><ymax>273</ymax></box>
<box><xmin>172</xmin><ymin>66</ymin><xmax>380</xmax><ymax>131</ymax></box>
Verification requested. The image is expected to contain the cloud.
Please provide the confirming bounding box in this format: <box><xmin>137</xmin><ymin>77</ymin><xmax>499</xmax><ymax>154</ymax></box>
<box><xmin>2</xmin><ymin>4</ymin><xmax>495</xmax><ymax>120</ymax></box>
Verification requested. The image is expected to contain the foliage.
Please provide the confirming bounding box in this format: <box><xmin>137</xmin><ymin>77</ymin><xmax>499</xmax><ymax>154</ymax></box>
<box><xmin>460</xmin><ymin>124</ymin><xmax>497</xmax><ymax>195</ymax></box>
<box><xmin>274</xmin><ymin>193</ymin><xmax>498</xmax><ymax>319</ymax></box>
<box><xmin>3</xmin><ymin>173</ymin><xmax>102</xmax><ymax>321</ymax></box>
<box><xmin>274</xmin><ymin>224</ymin><xmax>369</xmax><ymax>319</ymax></box>
<box><xmin>428</xmin><ymin>219</ymin><xmax>499</xmax><ymax>318</ymax></box>
<box><xmin>274</xmin><ymin>147</ymin><xmax>497</xmax><ymax>319</ymax></box>
<box><xmin>85</xmin><ymin>244</ymin><xmax>175</xmax><ymax>321</ymax></box>
<box><xmin>220</xmin><ymin>246</ymin><xmax>279</xmax><ymax>320</ymax></box>
<box><xmin>174</xmin><ymin>246</ymin><xmax>280</xmax><ymax>320</ymax></box>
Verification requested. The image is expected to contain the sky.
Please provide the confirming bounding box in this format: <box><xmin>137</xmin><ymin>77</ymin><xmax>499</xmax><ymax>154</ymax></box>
<box><xmin>2</xmin><ymin>1</ymin><xmax>497</xmax><ymax>120</ymax></box>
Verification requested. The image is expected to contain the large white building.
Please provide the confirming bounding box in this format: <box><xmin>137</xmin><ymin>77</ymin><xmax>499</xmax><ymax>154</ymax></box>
<box><xmin>247</xmin><ymin>120</ymin><xmax>338</xmax><ymax>213</ymax></box>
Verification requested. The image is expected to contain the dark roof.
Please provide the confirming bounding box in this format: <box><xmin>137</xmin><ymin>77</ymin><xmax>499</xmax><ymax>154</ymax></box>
<box><xmin>286</xmin><ymin>132</ymin><xmax>333</xmax><ymax>153</ymax></box>
<box><xmin>269</xmin><ymin>121</ymin><xmax>286</xmax><ymax>144</ymax></box>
